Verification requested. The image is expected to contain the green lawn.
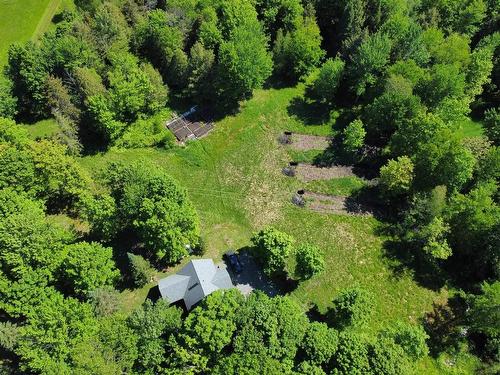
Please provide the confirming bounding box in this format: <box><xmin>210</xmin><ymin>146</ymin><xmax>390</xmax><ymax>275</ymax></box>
<box><xmin>304</xmin><ymin>176</ymin><xmax>367</xmax><ymax>196</ymax></box>
<box><xmin>458</xmin><ymin>117</ymin><xmax>484</xmax><ymax>138</ymax></box>
<box><xmin>287</xmin><ymin>148</ymin><xmax>324</xmax><ymax>164</ymax></box>
<box><xmin>0</xmin><ymin>0</ymin><xmax>61</xmax><ymax>66</ymax></box>
<box><xmin>21</xmin><ymin>118</ymin><xmax>60</xmax><ymax>139</ymax></box>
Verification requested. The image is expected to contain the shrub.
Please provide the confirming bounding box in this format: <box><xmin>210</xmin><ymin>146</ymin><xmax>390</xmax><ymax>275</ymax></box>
<box><xmin>115</xmin><ymin>115</ymin><xmax>175</xmax><ymax>149</ymax></box>
<box><xmin>328</xmin><ymin>287</ymin><xmax>374</xmax><ymax>329</ymax></box>
<box><xmin>295</xmin><ymin>243</ymin><xmax>325</xmax><ymax>280</ymax></box>
<box><xmin>128</xmin><ymin>253</ymin><xmax>155</xmax><ymax>287</ymax></box>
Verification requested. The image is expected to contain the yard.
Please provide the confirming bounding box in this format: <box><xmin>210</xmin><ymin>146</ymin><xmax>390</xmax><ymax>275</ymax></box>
<box><xmin>79</xmin><ymin>85</ymin><xmax>458</xmax><ymax>372</ymax></box>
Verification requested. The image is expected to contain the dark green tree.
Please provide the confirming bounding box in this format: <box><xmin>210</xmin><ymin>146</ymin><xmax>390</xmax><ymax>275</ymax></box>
<box><xmin>331</xmin><ymin>332</ymin><xmax>370</xmax><ymax>374</ymax></box>
<box><xmin>128</xmin><ymin>299</ymin><xmax>182</xmax><ymax>372</ymax></box>
<box><xmin>483</xmin><ymin>107</ymin><xmax>500</xmax><ymax>145</ymax></box>
<box><xmin>416</xmin><ymin>64</ymin><xmax>466</xmax><ymax>109</ymax></box>
<box><xmin>16</xmin><ymin>292</ymin><xmax>97</xmax><ymax>373</ymax></box>
<box><xmin>7</xmin><ymin>42</ymin><xmax>49</xmax><ymax>119</ymax></box>
<box><xmin>212</xmin><ymin>352</ymin><xmax>290</xmax><ymax>375</ymax></box>
<box><xmin>61</xmin><ymin>242</ymin><xmax>120</xmax><ymax>298</ymax></box>
<box><xmin>307</xmin><ymin>58</ymin><xmax>345</xmax><ymax>104</ymax></box>
<box><xmin>128</xmin><ymin>252</ymin><xmax>155</xmax><ymax>287</ymax></box>
<box><xmin>380</xmin><ymin>322</ymin><xmax>429</xmax><ymax>360</ymax></box>
<box><xmin>446</xmin><ymin>182</ymin><xmax>500</xmax><ymax>280</ymax></box>
<box><xmin>234</xmin><ymin>292</ymin><xmax>308</xmax><ymax>361</ymax></box>
<box><xmin>256</xmin><ymin>0</ymin><xmax>304</xmax><ymax>41</ymax></box>
<box><xmin>216</xmin><ymin>19</ymin><xmax>273</xmax><ymax>106</ymax></box>
<box><xmin>300</xmin><ymin>322</ymin><xmax>338</xmax><ymax>365</ymax></box>
<box><xmin>467</xmin><ymin>281</ymin><xmax>500</xmax><ymax>361</ymax></box>
<box><xmin>273</xmin><ymin>17</ymin><xmax>325</xmax><ymax>81</ymax></box>
<box><xmin>0</xmin><ymin>76</ymin><xmax>17</xmax><ymax>119</ymax></box>
<box><xmin>328</xmin><ymin>287</ymin><xmax>374</xmax><ymax>329</ymax></box>
<box><xmin>295</xmin><ymin>243</ymin><xmax>325</xmax><ymax>280</ymax></box>
<box><xmin>106</xmin><ymin>161</ymin><xmax>200</xmax><ymax>264</ymax></box>
<box><xmin>132</xmin><ymin>9</ymin><xmax>184</xmax><ymax>81</ymax></box>
<box><xmin>349</xmin><ymin>32</ymin><xmax>392</xmax><ymax>96</ymax></box>
<box><xmin>368</xmin><ymin>337</ymin><xmax>411</xmax><ymax>375</ymax></box>
<box><xmin>167</xmin><ymin>290</ymin><xmax>244</xmax><ymax>372</ymax></box>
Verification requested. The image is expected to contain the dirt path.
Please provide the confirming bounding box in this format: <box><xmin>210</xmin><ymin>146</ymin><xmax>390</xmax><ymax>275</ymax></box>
<box><xmin>295</xmin><ymin>163</ymin><xmax>355</xmax><ymax>182</ymax></box>
<box><xmin>289</xmin><ymin>134</ymin><xmax>330</xmax><ymax>150</ymax></box>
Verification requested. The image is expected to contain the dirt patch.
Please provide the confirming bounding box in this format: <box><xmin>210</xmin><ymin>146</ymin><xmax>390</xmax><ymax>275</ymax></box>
<box><xmin>289</xmin><ymin>134</ymin><xmax>330</xmax><ymax>151</ymax></box>
<box><xmin>300</xmin><ymin>191</ymin><xmax>373</xmax><ymax>216</ymax></box>
<box><xmin>295</xmin><ymin>163</ymin><xmax>355</xmax><ymax>182</ymax></box>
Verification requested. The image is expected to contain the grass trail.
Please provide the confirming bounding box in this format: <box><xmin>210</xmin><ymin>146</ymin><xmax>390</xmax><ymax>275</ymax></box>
<box><xmin>32</xmin><ymin>0</ymin><xmax>62</xmax><ymax>41</ymax></box>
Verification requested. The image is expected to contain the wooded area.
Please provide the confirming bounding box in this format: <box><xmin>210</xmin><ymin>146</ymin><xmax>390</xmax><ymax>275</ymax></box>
<box><xmin>0</xmin><ymin>0</ymin><xmax>498</xmax><ymax>374</ymax></box>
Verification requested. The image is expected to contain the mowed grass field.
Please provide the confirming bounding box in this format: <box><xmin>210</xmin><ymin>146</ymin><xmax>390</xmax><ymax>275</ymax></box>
<box><xmin>78</xmin><ymin>85</ymin><xmax>471</xmax><ymax>372</ymax></box>
<box><xmin>0</xmin><ymin>0</ymin><xmax>61</xmax><ymax>66</ymax></box>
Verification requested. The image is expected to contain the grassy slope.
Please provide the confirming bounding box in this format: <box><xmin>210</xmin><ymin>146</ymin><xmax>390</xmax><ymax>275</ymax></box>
<box><xmin>21</xmin><ymin>118</ymin><xmax>59</xmax><ymax>138</ymax></box>
<box><xmin>79</xmin><ymin>85</ymin><xmax>474</xmax><ymax>372</ymax></box>
<box><xmin>0</xmin><ymin>0</ymin><xmax>60</xmax><ymax>66</ymax></box>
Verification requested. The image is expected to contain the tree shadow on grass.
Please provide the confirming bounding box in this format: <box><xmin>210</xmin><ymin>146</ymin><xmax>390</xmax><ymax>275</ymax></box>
<box><xmin>287</xmin><ymin>96</ymin><xmax>332</xmax><ymax>126</ymax></box>
<box><xmin>380</xmin><ymin>237</ymin><xmax>448</xmax><ymax>291</ymax></box>
<box><xmin>305</xmin><ymin>303</ymin><xmax>328</xmax><ymax>324</ymax></box>
<box><xmin>422</xmin><ymin>295</ymin><xmax>467</xmax><ymax>357</ymax></box>
<box><xmin>263</xmin><ymin>74</ymin><xmax>298</xmax><ymax>90</ymax></box>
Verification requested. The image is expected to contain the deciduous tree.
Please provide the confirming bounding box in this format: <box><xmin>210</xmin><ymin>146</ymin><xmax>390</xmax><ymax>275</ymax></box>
<box><xmin>379</xmin><ymin>156</ymin><xmax>414</xmax><ymax>196</ymax></box>
<box><xmin>300</xmin><ymin>322</ymin><xmax>338</xmax><ymax>365</ymax></box>
<box><xmin>295</xmin><ymin>243</ymin><xmax>325</xmax><ymax>280</ymax></box>
<box><xmin>251</xmin><ymin>227</ymin><xmax>294</xmax><ymax>277</ymax></box>
<box><xmin>328</xmin><ymin>287</ymin><xmax>374</xmax><ymax>329</ymax></box>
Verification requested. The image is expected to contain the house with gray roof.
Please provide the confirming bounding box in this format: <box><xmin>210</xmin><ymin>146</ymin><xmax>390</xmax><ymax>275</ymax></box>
<box><xmin>158</xmin><ymin>259</ymin><xmax>233</xmax><ymax>310</ymax></box>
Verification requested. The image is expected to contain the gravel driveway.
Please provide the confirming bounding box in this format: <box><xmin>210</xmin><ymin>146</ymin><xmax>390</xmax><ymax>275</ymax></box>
<box><xmin>223</xmin><ymin>251</ymin><xmax>279</xmax><ymax>297</ymax></box>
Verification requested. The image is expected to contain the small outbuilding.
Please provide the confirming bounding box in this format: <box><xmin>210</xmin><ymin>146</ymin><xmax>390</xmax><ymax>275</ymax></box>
<box><xmin>158</xmin><ymin>259</ymin><xmax>233</xmax><ymax>310</ymax></box>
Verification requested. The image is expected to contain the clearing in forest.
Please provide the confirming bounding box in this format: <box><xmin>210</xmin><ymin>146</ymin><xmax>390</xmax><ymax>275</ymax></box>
<box><xmin>80</xmin><ymin>85</ymin><xmax>443</xmax><ymax>339</ymax></box>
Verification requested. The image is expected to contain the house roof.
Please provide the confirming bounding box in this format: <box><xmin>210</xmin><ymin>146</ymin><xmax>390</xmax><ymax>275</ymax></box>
<box><xmin>158</xmin><ymin>259</ymin><xmax>233</xmax><ymax>310</ymax></box>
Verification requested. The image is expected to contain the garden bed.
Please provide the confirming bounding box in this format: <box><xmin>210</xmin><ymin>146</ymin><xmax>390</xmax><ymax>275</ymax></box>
<box><xmin>280</xmin><ymin>132</ymin><xmax>330</xmax><ymax>151</ymax></box>
<box><xmin>295</xmin><ymin>163</ymin><xmax>355</xmax><ymax>182</ymax></box>
<box><xmin>293</xmin><ymin>190</ymin><xmax>373</xmax><ymax>216</ymax></box>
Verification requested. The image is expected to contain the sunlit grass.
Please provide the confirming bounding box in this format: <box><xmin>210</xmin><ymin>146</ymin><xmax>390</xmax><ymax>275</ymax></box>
<box><xmin>0</xmin><ymin>0</ymin><xmax>58</xmax><ymax>66</ymax></box>
<box><xmin>21</xmin><ymin>118</ymin><xmax>60</xmax><ymax>139</ymax></box>
<box><xmin>80</xmin><ymin>85</ymin><xmax>472</xmax><ymax>373</ymax></box>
